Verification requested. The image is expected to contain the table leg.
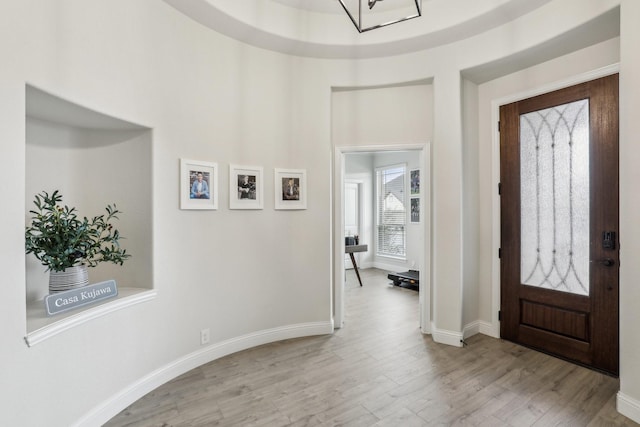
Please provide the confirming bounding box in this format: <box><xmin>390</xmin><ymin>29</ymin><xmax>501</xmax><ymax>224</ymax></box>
<box><xmin>349</xmin><ymin>253</ymin><xmax>363</xmax><ymax>286</ymax></box>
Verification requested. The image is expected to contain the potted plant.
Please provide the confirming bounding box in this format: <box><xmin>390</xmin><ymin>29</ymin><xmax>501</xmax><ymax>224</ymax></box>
<box><xmin>25</xmin><ymin>190</ymin><xmax>131</xmax><ymax>293</ymax></box>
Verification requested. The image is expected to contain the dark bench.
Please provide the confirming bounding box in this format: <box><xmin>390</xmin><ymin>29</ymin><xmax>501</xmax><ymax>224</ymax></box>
<box><xmin>387</xmin><ymin>270</ymin><xmax>419</xmax><ymax>289</ymax></box>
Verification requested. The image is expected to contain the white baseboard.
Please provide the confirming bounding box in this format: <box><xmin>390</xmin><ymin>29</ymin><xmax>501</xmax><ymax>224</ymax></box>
<box><xmin>73</xmin><ymin>321</ymin><xmax>333</xmax><ymax>427</ymax></box>
<box><xmin>373</xmin><ymin>261</ymin><xmax>410</xmax><ymax>273</ymax></box>
<box><xmin>345</xmin><ymin>261</ymin><xmax>373</xmax><ymax>270</ymax></box>
<box><xmin>463</xmin><ymin>320</ymin><xmax>497</xmax><ymax>340</ymax></box>
<box><xmin>431</xmin><ymin>323</ymin><xmax>464</xmax><ymax>347</ymax></box>
<box><xmin>480</xmin><ymin>321</ymin><xmax>500</xmax><ymax>338</ymax></box>
<box><xmin>462</xmin><ymin>321</ymin><xmax>480</xmax><ymax>339</ymax></box>
<box><xmin>434</xmin><ymin>321</ymin><xmax>496</xmax><ymax>346</ymax></box>
<box><xmin>617</xmin><ymin>391</ymin><xmax>640</xmax><ymax>424</ymax></box>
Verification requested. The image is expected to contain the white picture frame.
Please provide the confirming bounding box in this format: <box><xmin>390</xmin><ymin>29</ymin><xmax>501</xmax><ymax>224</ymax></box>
<box><xmin>180</xmin><ymin>158</ymin><xmax>218</xmax><ymax>210</ymax></box>
<box><xmin>410</xmin><ymin>197</ymin><xmax>420</xmax><ymax>223</ymax></box>
<box><xmin>410</xmin><ymin>168</ymin><xmax>420</xmax><ymax>196</ymax></box>
<box><xmin>229</xmin><ymin>164</ymin><xmax>263</xmax><ymax>209</ymax></box>
<box><xmin>274</xmin><ymin>168</ymin><xmax>307</xmax><ymax>210</ymax></box>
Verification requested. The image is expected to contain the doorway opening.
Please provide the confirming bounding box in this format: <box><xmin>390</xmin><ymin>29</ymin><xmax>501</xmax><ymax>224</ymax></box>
<box><xmin>333</xmin><ymin>144</ymin><xmax>431</xmax><ymax>334</ymax></box>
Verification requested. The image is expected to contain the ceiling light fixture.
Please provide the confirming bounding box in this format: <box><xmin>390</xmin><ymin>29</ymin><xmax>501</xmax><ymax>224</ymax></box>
<box><xmin>338</xmin><ymin>0</ymin><xmax>422</xmax><ymax>33</ymax></box>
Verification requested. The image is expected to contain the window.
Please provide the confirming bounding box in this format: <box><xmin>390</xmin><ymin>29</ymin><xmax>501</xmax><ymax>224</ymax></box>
<box><xmin>376</xmin><ymin>164</ymin><xmax>406</xmax><ymax>258</ymax></box>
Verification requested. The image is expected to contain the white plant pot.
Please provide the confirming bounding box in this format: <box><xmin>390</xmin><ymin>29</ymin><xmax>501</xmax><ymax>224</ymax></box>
<box><xmin>48</xmin><ymin>265</ymin><xmax>89</xmax><ymax>294</ymax></box>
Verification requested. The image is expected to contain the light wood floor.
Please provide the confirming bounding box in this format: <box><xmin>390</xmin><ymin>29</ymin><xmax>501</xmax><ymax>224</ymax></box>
<box><xmin>105</xmin><ymin>268</ymin><xmax>637</xmax><ymax>426</ymax></box>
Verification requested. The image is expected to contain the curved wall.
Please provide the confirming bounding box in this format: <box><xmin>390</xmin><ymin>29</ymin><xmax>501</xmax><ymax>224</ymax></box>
<box><xmin>0</xmin><ymin>1</ymin><xmax>637</xmax><ymax>426</ymax></box>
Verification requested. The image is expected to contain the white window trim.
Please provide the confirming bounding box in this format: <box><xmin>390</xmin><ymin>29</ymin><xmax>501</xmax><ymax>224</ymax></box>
<box><xmin>375</xmin><ymin>162</ymin><xmax>407</xmax><ymax>260</ymax></box>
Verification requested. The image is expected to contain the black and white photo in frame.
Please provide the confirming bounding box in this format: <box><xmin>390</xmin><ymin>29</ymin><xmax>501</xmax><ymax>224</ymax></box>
<box><xmin>274</xmin><ymin>168</ymin><xmax>307</xmax><ymax>210</ymax></box>
<box><xmin>410</xmin><ymin>197</ymin><xmax>420</xmax><ymax>223</ymax></box>
<box><xmin>410</xmin><ymin>168</ymin><xmax>420</xmax><ymax>196</ymax></box>
<box><xmin>230</xmin><ymin>164</ymin><xmax>263</xmax><ymax>209</ymax></box>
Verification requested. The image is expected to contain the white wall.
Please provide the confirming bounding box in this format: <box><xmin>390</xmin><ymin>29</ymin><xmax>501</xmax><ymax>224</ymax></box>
<box><xmin>1</xmin><ymin>1</ymin><xmax>333</xmax><ymax>425</ymax></box>
<box><xmin>345</xmin><ymin>153</ymin><xmax>374</xmax><ymax>268</ymax></box>
<box><xmin>461</xmin><ymin>79</ymin><xmax>481</xmax><ymax>333</ymax></box>
<box><xmin>618</xmin><ymin>0</ymin><xmax>640</xmax><ymax>421</ymax></box>
<box><xmin>332</xmin><ymin>84</ymin><xmax>434</xmax><ymax>147</ymax></box>
<box><xmin>1</xmin><ymin>1</ymin><xmax>639</xmax><ymax>426</ymax></box>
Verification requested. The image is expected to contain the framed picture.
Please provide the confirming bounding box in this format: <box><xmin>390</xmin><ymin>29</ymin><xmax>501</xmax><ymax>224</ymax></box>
<box><xmin>230</xmin><ymin>164</ymin><xmax>263</xmax><ymax>209</ymax></box>
<box><xmin>410</xmin><ymin>168</ymin><xmax>420</xmax><ymax>196</ymax></box>
<box><xmin>180</xmin><ymin>158</ymin><xmax>218</xmax><ymax>210</ymax></box>
<box><xmin>410</xmin><ymin>197</ymin><xmax>420</xmax><ymax>223</ymax></box>
<box><xmin>274</xmin><ymin>168</ymin><xmax>307</xmax><ymax>210</ymax></box>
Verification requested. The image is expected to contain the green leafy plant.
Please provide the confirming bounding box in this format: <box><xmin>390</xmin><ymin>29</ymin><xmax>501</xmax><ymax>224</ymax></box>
<box><xmin>25</xmin><ymin>190</ymin><xmax>131</xmax><ymax>272</ymax></box>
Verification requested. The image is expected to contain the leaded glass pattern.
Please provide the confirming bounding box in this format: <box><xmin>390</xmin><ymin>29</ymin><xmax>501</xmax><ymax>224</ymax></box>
<box><xmin>520</xmin><ymin>99</ymin><xmax>590</xmax><ymax>296</ymax></box>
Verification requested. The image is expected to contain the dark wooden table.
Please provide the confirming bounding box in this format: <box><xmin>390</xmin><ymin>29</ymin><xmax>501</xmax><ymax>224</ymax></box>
<box><xmin>345</xmin><ymin>244</ymin><xmax>368</xmax><ymax>286</ymax></box>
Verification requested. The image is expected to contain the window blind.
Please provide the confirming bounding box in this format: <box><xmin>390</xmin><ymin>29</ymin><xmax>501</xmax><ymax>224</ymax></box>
<box><xmin>376</xmin><ymin>165</ymin><xmax>406</xmax><ymax>257</ymax></box>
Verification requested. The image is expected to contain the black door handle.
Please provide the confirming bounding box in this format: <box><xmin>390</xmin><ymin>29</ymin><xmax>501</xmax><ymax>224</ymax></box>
<box><xmin>600</xmin><ymin>258</ymin><xmax>615</xmax><ymax>267</ymax></box>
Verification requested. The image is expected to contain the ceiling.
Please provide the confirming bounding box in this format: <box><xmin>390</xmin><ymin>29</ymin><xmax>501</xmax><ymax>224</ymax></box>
<box><xmin>269</xmin><ymin>0</ymin><xmax>352</xmax><ymax>14</ymax></box>
<box><xmin>162</xmin><ymin>0</ymin><xmax>557</xmax><ymax>59</ymax></box>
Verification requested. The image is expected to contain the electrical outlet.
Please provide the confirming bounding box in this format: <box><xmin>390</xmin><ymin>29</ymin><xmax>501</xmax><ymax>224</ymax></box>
<box><xmin>200</xmin><ymin>328</ymin><xmax>210</xmax><ymax>345</ymax></box>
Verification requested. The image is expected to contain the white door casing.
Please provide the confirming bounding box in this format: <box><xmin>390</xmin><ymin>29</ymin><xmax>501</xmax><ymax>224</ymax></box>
<box><xmin>333</xmin><ymin>143</ymin><xmax>431</xmax><ymax>333</ymax></box>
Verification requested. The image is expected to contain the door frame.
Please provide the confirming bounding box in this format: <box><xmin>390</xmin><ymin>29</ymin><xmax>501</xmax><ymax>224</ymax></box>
<box><xmin>490</xmin><ymin>64</ymin><xmax>620</xmax><ymax>338</ymax></box>
<box><xmin>333</xmin><ymin>143</ymin><xmax>431</xmax><ymax>333</ymax></box>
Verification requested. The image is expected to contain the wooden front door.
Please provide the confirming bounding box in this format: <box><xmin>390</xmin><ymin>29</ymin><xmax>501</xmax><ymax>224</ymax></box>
<box><xmin>500</xmin><ymin>74</ymin><xmax>619</xmax><ymax>375</ymax></box>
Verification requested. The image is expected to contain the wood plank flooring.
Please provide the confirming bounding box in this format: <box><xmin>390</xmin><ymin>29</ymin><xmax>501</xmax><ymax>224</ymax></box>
<box><xmin>105</xmin><ymin>268</ymin><xmax>637</xmax><ymax>426</ymax></box>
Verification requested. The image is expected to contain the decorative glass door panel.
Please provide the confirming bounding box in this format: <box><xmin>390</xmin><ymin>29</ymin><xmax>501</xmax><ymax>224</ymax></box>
<box><xmin>520</xmin><ymin>99</ymin><xmax>590</xmax><ymax>296</ymax></box>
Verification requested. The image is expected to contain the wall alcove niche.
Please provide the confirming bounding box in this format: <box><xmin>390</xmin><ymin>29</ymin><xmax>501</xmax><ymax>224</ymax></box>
<box><xmin>24</xmin><ymin>85</ymin><xmax>155</xmax><ymax>346</ymax></box>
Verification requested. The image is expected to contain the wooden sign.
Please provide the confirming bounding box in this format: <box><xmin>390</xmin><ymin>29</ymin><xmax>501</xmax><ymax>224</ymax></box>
<box><xmin>45</xmin><ymin>280</ymin><xmax>118</xmax><ymax>316</ymax></box>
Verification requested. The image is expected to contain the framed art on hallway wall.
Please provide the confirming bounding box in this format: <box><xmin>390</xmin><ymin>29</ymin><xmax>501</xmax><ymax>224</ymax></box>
<box><xmin>230</xmin><ymin>164</ymin><xmax>263</xmax><ymax>209</ymax></box>
<box><xmin>180</xmin><ymin>158</ymin><xmax>218</xmax><ymax>210</ymax></box>
<box><xmin>274</xmin><ymin>168</ymin><xmax>307</xmax><ymax>210</ymax></box>
<box><xmin>411</xmin><ymin>197</ymin><xmax>420</xmax><ymax>223</ymax></box>
<box><xmin>410</xmin><ymin>168</ymin><xmax>420</xmax><ymax>196</ymax></box>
